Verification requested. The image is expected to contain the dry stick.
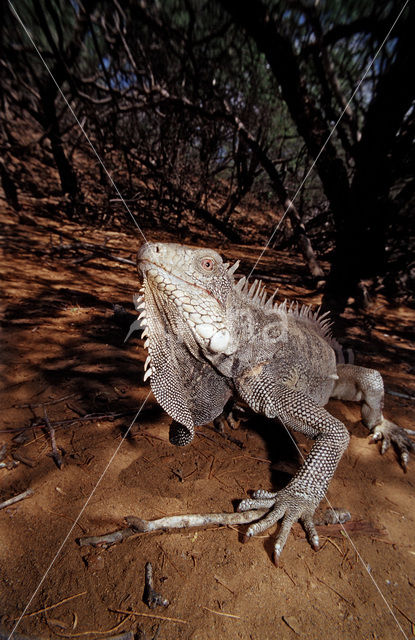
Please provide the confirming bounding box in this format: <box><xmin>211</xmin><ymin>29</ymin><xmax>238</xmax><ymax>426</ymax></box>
<box><xmin>0</xmin><ymin>488</ymin><xmax>34</xmax><ymax>511</ymax></box>
<box><xmin>202</xmin><ymin>607</ymin><xmax>241</xmax><ymax>620</ymax></box>
<box><xmin>43</xmin><ymin>407</ymin><xmax>64</xmax><ymax>469</ymax></box>
<box><xmin>77</xmin><ymin>509</ymin><xmax>269</xmax><ymax>548</ymax></box>
<box><xmin>47</xmin><ymin>615</ymin><xmax>133</xmax><ymax>638</ymax></box>
<box><xmin>0</xmin><ymin>410</ymin><xmax>137</xmax><ymax>434</ymax></box>
<box><xmin>77</xmin><ymin>528</ymin><xmax>137</xmax><ymax>548</ymax></box>
<box><xmin>393</xmin><ymin>605</ymin><xmax>415</xmax><ymax>628</ymax></box>
<box><xmin>143</xmin><ymin>562</ymin><xmax>169</xmax><ymax>609</ymax></box>
<box><xmin>156</xmin><ymin>543</ymin><xmax>184</xmax><ymax>578</ymax></box>
<box><xmin>16</xmin><ymin>592</ymin><xmax>87</xmax><ymax>620</ymax></box>
<box><xmin>126</xmin><ymin>509</ymin><xmax>270</xmax><ymax>532</ymax></box>
<box><xmin>214</xmin><ymin>576</ymin><xmax>235</xmax><ymax>594</ymax></box>
<box><xmin>314</xmin><ymin>575</ymin><xmax>354</xmax><ymax>607</ymax></box>
<box><xmin>15</xmin><ymin>393</ymin><xmax>77</xmax><ymax>409</ymax></box>
<box><xmin>110</xmin><ymin>608</ymin><xmax>187</xmax><ymax>625</ymax></box>
<box><xmin>385</xmin><ymin>388</ymin><xmax>415</xmax><ymax>402</ymax></box>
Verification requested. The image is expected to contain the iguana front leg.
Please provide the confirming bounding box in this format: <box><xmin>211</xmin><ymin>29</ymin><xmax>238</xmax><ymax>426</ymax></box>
<box><xmin>236</xmin><ymin>377</ymin><xmax>350</xmax><ymax>563</ymax></box>
<box><xmin>331</xmin><ymin>364</ymin><xmax>414</xmax><ymax>470</ymax></box>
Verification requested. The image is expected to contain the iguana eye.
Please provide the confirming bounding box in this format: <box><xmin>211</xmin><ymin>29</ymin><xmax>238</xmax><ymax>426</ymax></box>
<box><xmin>201</xmin><ymin>257</ymin><xmax>215</xmax><ymax>271</ymax></box>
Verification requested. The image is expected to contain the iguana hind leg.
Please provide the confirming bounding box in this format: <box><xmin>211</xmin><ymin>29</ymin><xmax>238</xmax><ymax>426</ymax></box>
<box><xmin>331</xmin><ymin>364</ymin><xmax>414</xmax><ymax>470</ymax></box>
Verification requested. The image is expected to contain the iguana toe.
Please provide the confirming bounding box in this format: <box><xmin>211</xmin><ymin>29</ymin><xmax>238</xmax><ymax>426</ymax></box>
<box><xmin>238</xmin><ymin>497</ymin><xmax>276</xmax><ymax>512</ymax></box>
<box><xmin>370</xmin><ymin>419</ymin><xmax>414</xmax><ymax>471</ymax></box>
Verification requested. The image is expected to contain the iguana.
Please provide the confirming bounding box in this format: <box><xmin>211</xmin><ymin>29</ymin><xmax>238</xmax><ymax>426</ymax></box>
<box><xmin>128</xmin><ymin>241</ymin><xmax>413</xmax><ymax>562</ymax></box>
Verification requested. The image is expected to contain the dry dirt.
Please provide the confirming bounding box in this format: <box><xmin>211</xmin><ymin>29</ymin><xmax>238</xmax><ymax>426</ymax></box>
<box><xmin>0</xmin><ymin>203</ymin><xmax>414</xmax><ymax>640</ymax></box>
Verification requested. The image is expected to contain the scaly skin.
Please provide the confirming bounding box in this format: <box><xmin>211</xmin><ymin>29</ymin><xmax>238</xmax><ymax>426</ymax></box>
<box><xmin>128</xmin><ymin>242</ymin><xmax>414</xmax><ymax>561</ymax></box>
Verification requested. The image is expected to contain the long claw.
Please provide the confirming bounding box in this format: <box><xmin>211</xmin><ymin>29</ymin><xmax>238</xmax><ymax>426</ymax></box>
<box><xmin>273</xmin><ymin>546</ymin><xmax>282</xmax><ymax>566</ymax></box>
<box><xmin>370</xmin><ymin>431</ymin><xmax>382</xmax><ymax>443</ymax></box>
<box><xmin>381</xmin><ymin>438</ymin><xmax>390</xmax><ymax>455</ymax></box>
<box><xmin>301</xmin><ymin>513</ymin><xmax>319</xmax><ymax>551</ymax></box>
<box><xmin>271</xmin><ymin>515</ymin><xmax>297</xmax><ymax>562</ymax></box>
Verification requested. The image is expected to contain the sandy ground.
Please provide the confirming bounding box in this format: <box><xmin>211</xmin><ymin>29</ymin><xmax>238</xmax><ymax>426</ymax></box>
<box><xmin>1</xmin><ymin>204</ymin><xmax>414</xmax><ymax>640</ymax></box>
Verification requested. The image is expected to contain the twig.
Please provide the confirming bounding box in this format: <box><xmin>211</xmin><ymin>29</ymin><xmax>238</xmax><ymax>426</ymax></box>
<box><xmin>314</xmin><ymin>575</ymin><xmax>354</xmax><ymax>606</ymax></box>
<box><xmin>47</xmin><ymin>615</ymin><xmax>132</xmax><ymax>637</ymax></box>
<box><xmin>0</xmin><ymin>488</ymin><xmax>34</xmax><ymax>511</ymax></box>
<box><xmin>393</xmin><ymin>604</ymin><xmax>415</xmax><ymax>626</ymax></box>
<box><xmin>232</xmin><ymin>454</ymin><xmax>272</xmax><ymax>464</ymax></box>
<box><xmin>14</xmin><ymin>394</ymin><xmax>77</xmax><ymax>409</ymax></box>
<box><xmin>0</xmin><ymin>410</ymin><xmax>137</xmax><ymax>434</ymax></box>
<box><xmin>385</xmin><ymin>388</ymin><xmax>415</xmax><ymax>401</ymax></box>
<box><xmin>320</xmin><ymin>536</ymin><xmax>343</xmax><ymax>555</ymax></box>
<box><xmin>78</xmin><ymin>528</ymin><xmax>137</xmax><ymax>548</ymax></box>
<box><xmin>214</xmin><ymin>575</ymin><xmax>235</xmax><ymax>594</ymax></box>
<box><xmin>281</xmin><ymin>567</ymin><xmax>297</xmax><ymax>586</ymax></box>
<box><xmin>45</xmin><ymin>509</ymin><xmax>87</xmax><ymax>534</ymax></box>
<box><xmin>156</xmin><ymin>543</ymin><xmax>184</xmax><ymax>578</ymax></box>
<box><xmin>109</xmin><ymin>608</ymin><xmax>187</xmax><ymax>624</ymax></box>
<box><xmin>143</xmin><ymin>562</ymin><xmax>169</xmax><ymax>609</ymax></box>
<box><xmin>202</xmin><ymin>606</ymin><xmax>241</xmax><ymax>619</ymax></box>
<box><xmin>16</xmin><ymin>591</ymin><xmax>87</xmax><ymax>619</ymax></box>
<box><xmin>44</xmin><ymin>407</ymin><xmax>64</xmax><ymax>469</ymax></box>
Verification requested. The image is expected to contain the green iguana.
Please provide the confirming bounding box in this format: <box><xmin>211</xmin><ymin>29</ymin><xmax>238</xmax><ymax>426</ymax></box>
<box><xmin>128</xmin><ymin>242</ymin><xmax>413</xmax><ymax>562</ymax></box>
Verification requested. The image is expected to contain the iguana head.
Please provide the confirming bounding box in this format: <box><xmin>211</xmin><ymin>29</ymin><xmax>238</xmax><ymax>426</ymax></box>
<box><xmin>137</xmin><ymin>242</ymin><xmax>238</xmax><ymax>357</ymax></box>
<box><xmin>134</xmin><ymin>242</ymin><xmax>237</xmax><ymax>440</ymax></box>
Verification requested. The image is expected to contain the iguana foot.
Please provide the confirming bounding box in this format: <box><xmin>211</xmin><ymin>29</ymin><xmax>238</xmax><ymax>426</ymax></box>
<box><xmin>370</xmin><ymin>419</ymin><xmax>415</xmax><ymax>471</ymax></box>
<box><xmin>238</xmin><ymin>488</ymin><xmax>319</xmax><ymax>564</ymax></box>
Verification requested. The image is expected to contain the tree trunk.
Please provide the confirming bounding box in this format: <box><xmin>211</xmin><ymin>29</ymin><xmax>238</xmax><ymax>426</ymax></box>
<box><xmin>324</xmin><ymin>2</ymin><xmax>415</xmax><ymax>311</ymax></box>
<box><xmin>40</xmin><ymin>88</ymin><xmax>80</xmax><ymax>214</ymax></box>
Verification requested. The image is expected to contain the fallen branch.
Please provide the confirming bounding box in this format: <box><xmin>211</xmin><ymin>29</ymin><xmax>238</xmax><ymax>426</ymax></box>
<box><xmin>0</xmin><ymin>488</ymin><xmax>34</xmax><ymax>511</ymax></box>
<box><xmin>77</xmin><ymin>509</ymin><xmax>269</xmax><ymax>547</ymax></box>
<box><xmin>125</xmin><ymin>509</ymin><xmax>269</xmax><ymax>532</ymax></box>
